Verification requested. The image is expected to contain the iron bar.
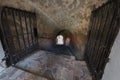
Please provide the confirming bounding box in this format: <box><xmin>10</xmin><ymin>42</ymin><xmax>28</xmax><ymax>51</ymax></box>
<box><xmin>97</xmin><ymin>2</ymin><xmax>115</xmax><ymax>71</ymax></box>
<box><xmin>94</xmin><ymin>3</ymin><xmax>114</xmax><ymax>68</ymax></box>
<box><xmin>18</xmin><ymin>11</ymin><xmax>26</xmax><ymax>50</ymax></box>
<box><xmin>0</xmin><ymin>6</ymin><xmax>38</xmax><ymax>65</ymax></box>
<box><xmin>29</xmin><ymin>13</ymin><xmax>34</xmax><ymax>46</ymax></box>
<box><xmin>90</xmin><ymin>7</ymin><xmax>105</xmax><ymax>63</ymax></box>
<box><xmin>4</xmin><ymin>8</ymin><xmax>16</xmax><ymax>55</ymax></box>
<box><xmin>98</xmin><ymin>3</ymin><xmax>119</xmax><ymax>71</ymax></box>
<box><xmin>84</xmin><ymin>1</ymin><xmax>120</xmax><ymax>80</ymax></box>
<box><xmin>24</xmin><ymin>12</ymin><xmax>30</xmax><ymax>48</ymax></box>
<box><xmin>11</xmin><ymin>9</ymin><xmax>21</xmax><ymax>52</ymax></box>
<box><xmin>0</xmin><ymin>9</ymin><xmax>14</xmax><ymax>65</ymax></box>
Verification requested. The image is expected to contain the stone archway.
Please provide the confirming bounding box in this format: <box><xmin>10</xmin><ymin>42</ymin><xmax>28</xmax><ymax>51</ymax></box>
<box><xmin>55</xmin><ymin>29</ymin><xmax>75</xmax><ymax>46</ymax></box>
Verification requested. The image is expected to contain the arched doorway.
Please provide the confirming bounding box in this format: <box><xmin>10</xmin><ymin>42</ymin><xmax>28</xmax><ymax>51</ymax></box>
<box><xmin>56</xmin><ymin>35</ymin><xmax>64</xmax><ymax>45</ymax></box>
<box><xmin>55</xmin><ymin>29</ymin><xmax>74</xmax><ymax>46</ymax></box>
<box><xmin>54</xmin><ymin>29</ymin><xmax>75</xmax><ymax>55</ymax></box>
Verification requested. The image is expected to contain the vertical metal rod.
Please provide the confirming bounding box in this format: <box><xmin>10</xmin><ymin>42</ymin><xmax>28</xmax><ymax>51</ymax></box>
<box><xmin>84</xmin><ymin>13</ymin><xmax>97</xmax><ymax>77</ymax></box>
<box><xmin>85</xmin><ymin>12</ymin><xmax>97</xmax><ymax>73</ymax></box>
<box><xmin>92</xmin><ymin>5</ymin><xmax>108</xmax><ymax>65</ymax></box>
<box><xmin>0</xmin><ymin>7</ymin><xmax>38</xmax><ymax>65</ymax></box>
<box><xmin>103</xmin><ymin>0</ymin><xmax>120</xmax><ymax>63</ymax></box>
<box><xmin>29</xmin><ymin>13</ymin><xmax>34</xmax><ymax>46</ymax></box>
<box><xmin>18</xmin><ymin>11</ymin><xmax>26</xmax><ymax>50</ymax></box>
<box><xmin>88</xmin><ymin>11</ymin><xmax>99</xmax><ymax>64</ymax></box>
<box><xmin>96</xmin><ymin>3</ymin><xmax>115</xmax><ymax>71</ymax></box>
<box><xmin>98</xmin><ymin>3</ymin><xmax>118</xmax><ymax>71</ymax></box>
<box><xmin>84</xmin><ymin>1</ymin><xmax>119</xmax><ymax>79</ymax></box>
<box><xmin>84</xmin><ymin>13</ymin><xmax>94</xmax><ymax>60</ymax></box>
<box><xmin>94</xmin><ymin>4</ymin><xmax>111</xmax><ymax>71</ymax></box>
<box><xmin>92</xmin><ymin>4</ymin><xmax>110</xmax><ymax>69</ymax></box>
<box><xmin>33</xmin><ymin>15</ymin><xmax>36</xmax><ymax>45</ymax></box>
<box><xmin>31</xmin><ymin>14</ymin><xmax>35</xmax><ymax>46</ymax></box>
<box><xmin>34</xmin><ymin>14</ymin><xmax>38</xmax><ymax>44</ymax></box>
<box><xmin>0</xmin><ymin>10</ymin><xmax>14</xmax><ymax>65</ymax></box>
<box><xmin>24</xmin><ymin>12</ymin><xmax>30</xmax><ymax>47</ymax></box>
<box><xmin>87</xmin><ymin>12</ymin><xmax>97</xmax><ymax>58</ymax></box>
<box><xmin>4</xmin><ymin>9</ymin><xmax>16</xmax><ymax>55</ymax></box>
<box><xmin>89</xmin><ymin>8</ymin><xmax>102</xmax><ymax>62</ymax></box>
<box><xmin>11</xmin><ymin>10</ymin><xmax>21</xmax><ymax>52</ymax></box>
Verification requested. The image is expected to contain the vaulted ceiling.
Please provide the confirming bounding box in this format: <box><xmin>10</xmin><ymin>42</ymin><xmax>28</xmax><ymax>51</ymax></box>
<box><xmin>0</xmin><ymin>0</ymin><xmax>107</xmax><ymax>58</ymax></box>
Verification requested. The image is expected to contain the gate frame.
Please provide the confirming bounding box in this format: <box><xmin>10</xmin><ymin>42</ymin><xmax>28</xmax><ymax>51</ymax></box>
<box><xmin>84</xmin><ymin>0</ymin><xmax>120</xmax><ymax>80</ymax></box>
<box><xmin>0</xmin><ymin>6</ymin><xmax>39</xmax><ymax>66</ymax></box>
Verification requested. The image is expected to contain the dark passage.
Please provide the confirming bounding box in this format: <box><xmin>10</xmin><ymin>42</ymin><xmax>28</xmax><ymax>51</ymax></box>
<box><xmin>43</xmin><ymin>45</ymin><xmax>77</xmax><ymax>56</ymax></box>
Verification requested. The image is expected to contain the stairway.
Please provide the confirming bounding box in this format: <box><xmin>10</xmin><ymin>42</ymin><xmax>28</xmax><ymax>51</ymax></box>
<box><xmin>0</xmin><ymin>50</ymin><xmax>92</xmax><ymax>80</ymax></box>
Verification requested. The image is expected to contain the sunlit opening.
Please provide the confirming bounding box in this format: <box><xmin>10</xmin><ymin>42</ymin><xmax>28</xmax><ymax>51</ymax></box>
<box><xmin>56</xmin><ymin>35</ymin><xmax>64</xmax><ymax>45</ymax></box>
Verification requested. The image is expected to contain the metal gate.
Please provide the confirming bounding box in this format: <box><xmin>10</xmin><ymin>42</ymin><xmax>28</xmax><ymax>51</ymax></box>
<box><xmin>0</xmin><ymin>7</ymin><xmax>39</xmax><ymax>66</ymax></box>
<box><xmin>85</xmin><ymin>0</ymin><xmax>120</xmax><ymax>80</ymax></box>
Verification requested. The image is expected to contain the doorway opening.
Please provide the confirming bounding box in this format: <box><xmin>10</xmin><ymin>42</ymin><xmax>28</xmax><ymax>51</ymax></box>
<box><xmin>56</xmin><ymin>35</ymin><xmax>64</xmax><ymax>45</ymax></box>
<box><xmin>56</xmin><ymin>35</ymin><xmax>71</xmax><ymax>46</ymax></box>
<box><xmin>55</xmin><ymin>29</ymin><xmax>73</xmax><ymax>46</ymax></box>
<box><xmin>65</xmin><ymin>37</ymin><xmax>71</xmax><ymax>46</ymax></box>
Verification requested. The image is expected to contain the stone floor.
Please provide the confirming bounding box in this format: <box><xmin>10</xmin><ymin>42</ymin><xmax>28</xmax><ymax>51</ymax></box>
<box><xmin>0</xmin><ymin>67</ymin><xmax>47</xmax><ymax>80</ymax></box>
<box><xmin>0</xmin><ymin>50</ymin><xmax>92</xmax><ymax>80</ymax></box>
<box><xmin>0</xmin><ymin>66</ymin><xmax>5</xmax><ymax>74</ymax></box>
<box><xmin>0</xmin><ymin>40</ymin><xmax>5</xmax><ymax>73</ymax></box>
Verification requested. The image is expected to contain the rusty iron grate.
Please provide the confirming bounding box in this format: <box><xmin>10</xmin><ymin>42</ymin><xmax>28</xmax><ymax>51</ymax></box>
<box><xmin>84</xmin><ymin>0</ymin><xmax>120</xmax><ymax>80</ymax></box>
<box><xmin>0</xmin><ymin>7</ymin><xmax>39</xmax><ymax>66</ymax></box>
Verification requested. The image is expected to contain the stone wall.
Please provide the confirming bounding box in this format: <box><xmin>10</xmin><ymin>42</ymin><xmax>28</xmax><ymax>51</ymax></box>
<box><xmin>0</xmin><ymin>0</ymin><xmax>107</xmax><ymax>60</ymax></box>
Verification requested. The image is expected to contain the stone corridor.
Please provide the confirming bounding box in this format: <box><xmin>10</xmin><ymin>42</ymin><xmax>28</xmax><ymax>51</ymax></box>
<box><xmin>0</xmin><ymin>0</ymin><xmax>113</xmax><ymax>80</ymax></box>
<box><xmin>0</xmin><ymin>50</ymin><xmax>92</xmax><ymax>80</ymax></box>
